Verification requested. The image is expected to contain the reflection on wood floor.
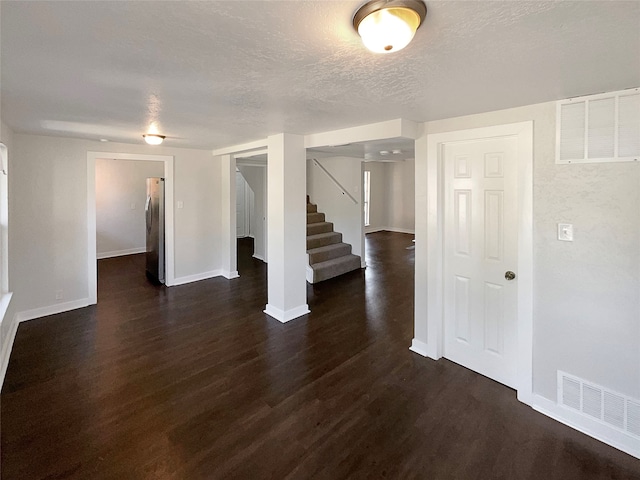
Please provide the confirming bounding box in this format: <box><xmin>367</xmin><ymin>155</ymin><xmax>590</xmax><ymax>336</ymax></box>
<box><xmin>2</xmin><ymin>232</ymin><xmax>638</xmax><ymax>479</ymax></box>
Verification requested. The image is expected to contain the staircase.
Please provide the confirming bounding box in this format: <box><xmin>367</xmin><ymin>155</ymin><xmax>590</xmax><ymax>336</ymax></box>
<box><xmin>306</xmin><ymin>200</ymin><xmax>361</xmax><ymax>283</ymax></box>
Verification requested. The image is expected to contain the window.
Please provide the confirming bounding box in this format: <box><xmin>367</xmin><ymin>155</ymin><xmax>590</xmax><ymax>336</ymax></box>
<box><xmin>363</xmin><ymin>170</ymin><xmax>371</xmax><ymax>227</ymax></box>
<box><xmin>0</xmin><ymin>142</ymin><xmax>11</xmax><ymax>322</ymax></box>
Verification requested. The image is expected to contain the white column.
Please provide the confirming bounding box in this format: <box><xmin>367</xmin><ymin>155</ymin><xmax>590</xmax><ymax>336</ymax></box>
<box><xmin>220</xmin><ymin>154</ymin><xmax>239</xmax><ymax>279</ymax></box>
<box><xmin>410</xmin><ymin>129</ymin><xmax>430</xmax><ymax>357</ymax></box>
<box><xmin>264</xmin><ymin>133</ymin><xmax>310</xmax><ymax>322</ymax></box>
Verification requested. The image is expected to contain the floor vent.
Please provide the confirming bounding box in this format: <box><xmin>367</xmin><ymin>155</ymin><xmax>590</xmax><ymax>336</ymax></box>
<box><xmin>558</xmin><ymin>371</ymin><xmax>640</xmax><ymax>438</ymax></box>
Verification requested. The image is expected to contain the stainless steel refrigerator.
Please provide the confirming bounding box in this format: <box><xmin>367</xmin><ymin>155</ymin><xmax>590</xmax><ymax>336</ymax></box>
<box><xmin>145</xmin><ymin>177</ymin><xmax>165</xmax><ymax>284</ymax></box>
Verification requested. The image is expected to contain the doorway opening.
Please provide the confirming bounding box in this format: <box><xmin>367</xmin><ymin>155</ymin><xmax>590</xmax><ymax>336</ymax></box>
<box><xmin>87</xmin><ymin>152</ymin><xmax>175</xmax><ymax>304</ymax></box>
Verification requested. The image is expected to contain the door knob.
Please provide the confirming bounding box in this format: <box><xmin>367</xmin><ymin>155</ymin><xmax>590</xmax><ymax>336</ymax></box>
<box><xmin>505</xmin><ymin>271</ymin><xmax>516</xmax><ymax>281</ymax></box>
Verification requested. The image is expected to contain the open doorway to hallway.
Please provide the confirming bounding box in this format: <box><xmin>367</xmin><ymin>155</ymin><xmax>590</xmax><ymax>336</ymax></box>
<box><xmin>235</xmin><ymin>165</ymin><xmax>267</xmax><ymax>272</ymax></box>
<box><xmin>87</xmin><ymin>152</ymin><xmax>174</xmax><ymax>304</ymax></box>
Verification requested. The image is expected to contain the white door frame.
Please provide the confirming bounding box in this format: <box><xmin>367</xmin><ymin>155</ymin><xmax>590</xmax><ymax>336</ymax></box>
<box><xmin>87</xmin><ymin>152</ymin><xmax>175</xmax><ymax>304</ymax></box>
<box><xmin>414</xmin><ymin>121</ymin><xmax>533</xmax><ymax>405</ymax></box>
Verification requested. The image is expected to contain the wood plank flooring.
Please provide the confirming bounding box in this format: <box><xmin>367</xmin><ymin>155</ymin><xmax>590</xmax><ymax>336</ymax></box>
<box><xmin>2</xmin><ymin>232</ymin><xmax>639</xmax><ymax>479</ymax></box>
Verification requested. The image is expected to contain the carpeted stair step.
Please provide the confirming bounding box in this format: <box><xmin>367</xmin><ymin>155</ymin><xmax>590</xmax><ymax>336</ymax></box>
<box><xmin>307</xmin><ymin>203</ymin><xmax>317</xmax><ymax>213</ymax></box>
<box><xmin>307</xmin><ymin>212</ymin><xmax>325</xmax><ymax>224</ymax></box>
<box><xmin>307</xmin><ymin>231</ymin><xmax>342</xmax><ymax>250</ymax></box>
<box><xmin>307</xmin><ymin>221</ymin><xmax>334</xmax><ymax>236</ymax></box>
<box><xmin>310</xmin><ymin>254</ymin><xmax>362</xmax><ymax>283</ymax></box>
<box><xmin>307</xmin><ymin>242</ymin><xmax>352</xmax><ymax>265</ymax></box>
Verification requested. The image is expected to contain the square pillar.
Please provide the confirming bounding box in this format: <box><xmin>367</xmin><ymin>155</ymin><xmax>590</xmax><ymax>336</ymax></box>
<box><xmin>219</xmin><ymin>154</ymin><xmax>239</xmax><ymax>279</ymax></box>
<box><xmin>264</xmin><ymin>133</ymin><xmax>310</xmax><ymax>322</ymax></box>
<box><xmin>411</xmin><ymin>131</ymin><xmax>430</xmax><ymax>357</ymax></box>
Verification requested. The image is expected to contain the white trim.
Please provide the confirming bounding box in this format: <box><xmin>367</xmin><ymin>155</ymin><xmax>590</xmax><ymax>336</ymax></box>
<box><xmin>87</xmin><ymin>151</ymin><xmax>175</xmax><ymax>303</ymax></box>
<box><xmin>264</xmin><ymin>303</ymin><xmax>310</xmax><ymax>323</ymax></box>
<box><xmin>409</xmin><ymin>338</ymin><xmax>430</xmax><ymax>358</ymax></box>
<box><xmin>222</xmin><ymin>270</ymin><xmax>239</xmax><ymax>280</ymax></box>
<box><xmin>17</xmin><ymin>298</ymin><xmax>90</xmax><ymax>323</ymax></box>
<box><xmin>383</xmin><ymin>227</ymin><xmax>415</xmax><ymax>235</ymax></box>
<box><xmin>252</xmin><ymin>254</ymin><xmax>265</xmax><ymax>262</ymax></box>
<box><xmin>97</xmin><ymin>247</ymin><xmax>145</xmax><ymax>260</ymax></box>
<box><xmin>234</xmin><ymin>148</ymin><xmax>268</xmax><ymax>159</ymax></box>
<box><xmin>212</xmin><ymin>139</ymin><xmax>268</xmax><ymax>157</ymax></box>
<box><xmin>0</xmin><ymin>147</ymin><xmax>9</xmax><ymax>294</ymax></box>
<box><xmin>306</xmin><ymin>265</ymin><xmax>314</xmax><ymax>284</ymax></box>
<box><xmin>0</xmin><ymin>291</ymin><xmax>13</xmax><ymax>327</ymax></box>
<box><xmin>532</xmin><ymin>394</ymin><xmax>640</xmax><ymax>459</ymax></box>
<box><xmin>0</xmin><ymin>310</ymin><xmax>18</xmax><ymax>388</ymax></box>
<box><xmin>235</xmin><ymin>159</ymin><xmax>267</xmax><ymax>168</ymax></box>
<box><xmin>172</xmin><ymin>270</ymin><xmax>223</xmax><ymax>286</ymax></box>
<box><xmin>415</xmin><ymin>121</ymin><xmax>534</xmax><ymax>404</ymax></box>
<box><xmin>305</xmin><ymin>119</ymin><xmax>419</xmax><ymax>149</ymax></box>
<box><xmin>365</xmin><ymin>227</ymin><xmax>415</xmax><ymax>235</ymax></box>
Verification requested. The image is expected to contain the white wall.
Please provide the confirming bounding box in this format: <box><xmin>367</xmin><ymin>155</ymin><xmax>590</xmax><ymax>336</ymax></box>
<box><xmin>9</xmin><ymin>134</ymin><xmax>221</xmax><ymax>317</ymax></box>
<box><xmin>364</xmin><ymin>160</ymin><xmax>415</xmax><ymax>234</ymax></box>
<box><xmin>416</xmin><ymin>102</ymin><xmax>640</xmax><ymax>402</ymax></box>
<box><xmin>237</xmin><ymin>165</ymin><xmax>267</xmax><ymax>262</ymax></box>
<box><xmin>95</xmin><ymin>158</ymin><xmax>164</xmax><ymax>258</ymax></box>
<box><xmin>307</xmin><ymin>156</ymin><xmax>364</xmax><ymax>261</ymax></box>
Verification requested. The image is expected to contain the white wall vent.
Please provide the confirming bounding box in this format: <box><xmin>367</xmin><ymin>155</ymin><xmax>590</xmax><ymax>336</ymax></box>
<box><xmin>556</xmin><ymin>87</ymin><xmax>640</xmax><ymax>164</ymax></box>
<box><xmin>558</xmin><ymin>371</ymin><xmax>640</xmax><ymax>438</ymax></box>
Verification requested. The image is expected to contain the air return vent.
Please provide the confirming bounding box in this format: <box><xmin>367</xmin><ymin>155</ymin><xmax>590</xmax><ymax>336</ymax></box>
<box><xmin>558</xmin><ymin>371</ymin><xmax>640</xmax><ymax>438</ymax></box>
<box><xmin>556</xmin><ymin>88</ymin><xmax>640</xmax><ymax>164</ymax></box>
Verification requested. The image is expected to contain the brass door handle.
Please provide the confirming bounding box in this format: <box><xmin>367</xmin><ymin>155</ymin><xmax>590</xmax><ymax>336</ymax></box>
<box><xmin>505</xmin><ymin>271</ymin><xmax>516</xmax><ymax>281</ymax></box>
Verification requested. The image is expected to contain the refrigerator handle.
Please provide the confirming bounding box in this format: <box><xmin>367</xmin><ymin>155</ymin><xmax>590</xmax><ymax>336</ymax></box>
<box><xmin>145</xmin><ymin>195</ymin><xmax>152</xmax><ymax>233</ymax></box>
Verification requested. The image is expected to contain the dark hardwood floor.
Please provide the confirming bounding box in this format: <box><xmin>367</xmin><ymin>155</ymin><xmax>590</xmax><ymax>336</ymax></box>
<box><xmin>2</xmin><ymin>232</ymin><xmax>639</xmax><ymax>479</ymax></box>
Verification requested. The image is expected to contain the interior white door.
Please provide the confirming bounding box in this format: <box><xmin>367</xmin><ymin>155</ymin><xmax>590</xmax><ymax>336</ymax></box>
<box><xmin>236</xmin><ymin>172</ymin><xmax>246</xmax><ymax>237</ymax></box>
<box><xmin>443</xmin><ymin>136</ymin><xmax>518</xmax><ymax>388</ymax></box>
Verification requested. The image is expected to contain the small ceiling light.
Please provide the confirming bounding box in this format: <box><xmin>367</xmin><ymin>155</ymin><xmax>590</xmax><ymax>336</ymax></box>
<box><xmin>380</xmin><ymin>150</ymin><xmax>390</xmax><ymax>156</ymax></box>
<box><xmin>99</xmin><ymin>138</ymin><xmax>109</xmax><ymax>142</ymax></box>
<box><xmin>392</xmin><ymin>149</ymin><xmax>402</xmax><ymax>154</ymax></box>
<box><xmin>143</xmin><ymin>134</ymin><xmax>165</xmax><ymax>146</ymax></box>
<box><xmin>353</xmin><ymin>0</ymin><xmax>426</xmax><ymax>54</ymax></box>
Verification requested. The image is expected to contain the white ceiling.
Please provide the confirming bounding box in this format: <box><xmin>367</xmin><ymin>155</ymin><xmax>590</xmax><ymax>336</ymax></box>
<box><xmin>309</xmin><ymin>138</ymin><xmax>415</xmax><ymax>162</ymax></box>
<box><xmin>1</xmin><ymin>1</ymin><xmax>639</xmax><ymax>151</ymax></box>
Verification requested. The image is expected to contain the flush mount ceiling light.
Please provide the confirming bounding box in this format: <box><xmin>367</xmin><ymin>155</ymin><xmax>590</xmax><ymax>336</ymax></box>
<box><xmin>353</xmin><ymin>0</ymin><xmax>427</xmax><ymax>54</ymax></box>
<box><xmin>143</xmin><ymin>134</ymin><xmax>165</xmax><ymax>145</ymax></box>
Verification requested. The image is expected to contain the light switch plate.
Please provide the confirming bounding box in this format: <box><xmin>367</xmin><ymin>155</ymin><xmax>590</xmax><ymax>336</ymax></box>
<box><xmin>558</xmin><ymin>223</ymin><xmax>573</xmax><ymax>241</ymax></box>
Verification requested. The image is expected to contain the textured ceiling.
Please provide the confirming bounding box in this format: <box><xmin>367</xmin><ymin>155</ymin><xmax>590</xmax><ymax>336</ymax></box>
<box><xmin>1</xmin><ymin>1</ymin><xmax>639</xmax><ymax>150</ymax></box>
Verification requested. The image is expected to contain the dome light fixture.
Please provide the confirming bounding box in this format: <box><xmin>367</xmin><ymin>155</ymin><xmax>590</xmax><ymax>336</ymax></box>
<box><xmin>143</xmin><ymin>134</ymin><xmax>165</xmax><ymax>146</ymax></box>
<box><xmin>353</xmin><ymin>0</ymin><xmax>427</xmax><ymax>54</ymax></box>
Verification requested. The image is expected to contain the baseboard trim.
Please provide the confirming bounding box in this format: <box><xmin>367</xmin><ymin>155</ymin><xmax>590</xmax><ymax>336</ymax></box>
<box><xmin>0</xmin><ymin>310</ymin><xmax>18</xmax><ymax>389</ymax></box>
<box><xmin>409</xmin><ymin>338</ymin><xmax>430</xmax><ymax>358</ymax></box>
<box><xmin>366</xmin><ymin>227</ymin><xmax>415</xmax><ymax>235</ymax></box>
<box><xmin>306</xmin><ymin>265</ymin><xmax>314</xmax><ymax>284</ymax></box>
<box><xmin>531</xmin><ymin>393</ymin><xmax>640</xmax><ymax>459</ymax></box>
<box><xmin>172</xmin><ymin>270</ymin><xmax>223</xmax><ymax>286</ymax></box>
<box><xmin>264</xmin><ymin>304</ymin><xmax>310</xmax><ymax>323</ymax></box>
<box><xmin>17</xmin><ymin>298</ymin><xmax>91</xmax><ymax>323</ymax></box>
<box><xmin>384</xmin><ymin>227</ymin><xmax>415</xmax><ymax>235</ymax></box>
<box><xmin>222</xmin><ymin>270</ymin><xmax>240</xmax><ymax>280</ymax></box>
<box><xmin>97</xmin><ymin>247</ymin><xmax>145</xmax><ymax>259</ymax></box>
<box><xmin>252</xmin><ymin>254</ymin><xmax>265</xmax><ymax>262</ymax></box>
